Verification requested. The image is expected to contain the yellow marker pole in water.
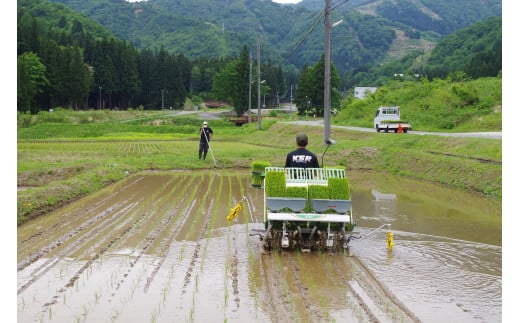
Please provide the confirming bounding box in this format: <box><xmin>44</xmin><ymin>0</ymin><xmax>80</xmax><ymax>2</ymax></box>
<box><xmin>227</xmin><ymin>202</ymin><xmax>242</xmax><ymax>222</ymax></box>
<box><xmin>387</xmin><ymin>231</ymin><xmax>394</xmax><ymax>251</ymax></box>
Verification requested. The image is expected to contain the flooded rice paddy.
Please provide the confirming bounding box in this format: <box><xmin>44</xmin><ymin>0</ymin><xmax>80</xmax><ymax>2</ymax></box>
<box><xmin>17</xmin><ymin>170</ymin><xmax>501</xmax><ymax>322</ymax></box>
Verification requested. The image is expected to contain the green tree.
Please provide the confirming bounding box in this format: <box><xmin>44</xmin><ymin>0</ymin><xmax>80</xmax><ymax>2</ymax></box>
<box><xmin>234</xmin><ymin>46</ymin><xmax>250</xmax><ymax>116</ymax></box>
<box><xmin>17</xmin><ymin>52</ymin><xmax>49</xmax><ymax>113</ymax></box>
<box><xmin>92</xmin><ymin>39</ymin><xmax>116</xmax><ymax>108</ymax></box>
<box><xmin>57</xmin><ymin>46</ymin><xmax>93</xmax><ymax>109</ymax></box>
<box><xmin>294</xmin><ymin>64</ymin><xmax>312</xmax><ymax>115</ymax></box>
<box><xmin>274</xmin><ymin>64</ymin><xmax>287</xmax><ymax>105</ymax></box>
<box><xmin>261</xmin><ymin>63</ymin><xmax>286</xmax><ymax>108</ymax></box>
<box><xmin>114</xmin><ymin>42</ymin><xmax>141</xmax><ymax>108</ymax></box>
<box><xmin>294</xmin><ymin>55</ymin><xmax>340</xmax><ymax>117</ymax></box>
<box><xmin>212</xmin><ymin>46</ymin><xmax>250</xmax><ymax>117</ymax></box>
<box><xmin>191</xmin><ymin>65</ymin><xmax>203</xmax><ymax>94</ymax></box>
<box><xmin>212</xmin><ymin>60</ymin><xmax>240</xmax><ymax>109</ymax></box>
<box><xmin>135</xmin><ymin>48</ymin><xmax>156</xmax><ymax>108</ymax></box>
<box><xmin>177</xmin><ymin>53</ymin><xmax>192</xmax><ymax>95</ymax></box>
<box><xmin>464</xmin><ymin>43</ymin><xmax>502</xmax><ymax>78</ymax></box>
<box><xmin>17</xmin><ymin>11</ymin><xmax>40</xmax><ymax>55</ymax></box>
<box><xmin>170</xmin><ymin>58</ymin><xmax>187</xmax><ymax>108</ymax></box>
<box><xmin>36</xmin><ymin>37</ymin><xmax>61</xmax><ymax>109</ymax></box>
<box><xmin>191</xmin><ymin>56</ymin><xmax>225</xmax><ymax>94</ymax></box>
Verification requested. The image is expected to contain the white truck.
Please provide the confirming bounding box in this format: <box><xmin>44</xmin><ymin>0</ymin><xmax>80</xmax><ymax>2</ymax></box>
<box><xmin>374</xmin><ymin>106</ymin><xmax>412</xmax><ymax>133</ymax></box>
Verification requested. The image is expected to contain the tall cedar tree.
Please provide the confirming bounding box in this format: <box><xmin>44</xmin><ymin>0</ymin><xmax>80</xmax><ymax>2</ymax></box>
<box><xmin>212</xmin><ymin>46</ymin><xmax>251</xmax><ymax>117</ymax></box>
<box><xmin>294</xmin><ymin>55</ymin><xmax>340</xmax><ymax>117</ymax></box>
<box><xmin>234</xmin><ymin>46</ymin><xmax>251</xmax><ymax>117</ymax></box>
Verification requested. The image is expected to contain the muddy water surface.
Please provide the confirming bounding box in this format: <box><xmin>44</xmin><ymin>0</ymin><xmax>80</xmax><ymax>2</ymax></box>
<box><xmin>17</xmin><ymin>170</ymin><xmax>501</xmax><ymax>323</ymax></box>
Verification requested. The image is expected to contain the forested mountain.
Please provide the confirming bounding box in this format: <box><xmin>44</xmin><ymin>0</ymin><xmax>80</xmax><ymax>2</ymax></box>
<box><xmin>17</xmin><ymin>0</ymin><xmax>502</xmax><ymax>114</ymax></box>
<box><xmin>343</xmin><ymin>16</ymin><xmax>502</xmax><ymax>88</ymax></box>
<box><xmin>425</xmin><ymin>17</ymin><xmax>502</xmax><ymax>78</ymax></box>
<box><xmin>17</xmin><ymin>0</ymin><xmax>288</xmax><ymax>113</ymax></box>
<box><xmin>301</xmin><ymin>0</ymin><xmax>501</xmax><ymax>36</ymax></box>
<box><xmin>17</xmin><ymin>0</ymin><xmax>116</xmax><ymax>43</ymax></box>
<box><xmin>41</xmin><ymin>0</ymin><xmax>501</xmax><ymax>74</ymax></box>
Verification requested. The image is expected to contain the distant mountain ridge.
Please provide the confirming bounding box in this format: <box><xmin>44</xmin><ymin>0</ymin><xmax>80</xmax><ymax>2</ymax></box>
<box><xmin>37</xmin><ymin>0</ymin><xmax>501</xmax><ymax>74</ymax></box>
<box><xmin>16</xmin><ymin>0</ymin><xmax>501</xmax><ymax>115</ymax></box>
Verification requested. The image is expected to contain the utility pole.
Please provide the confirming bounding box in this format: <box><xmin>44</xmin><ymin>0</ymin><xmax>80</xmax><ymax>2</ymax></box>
<box><xmin>289</xmin><ymin>84</ymin><xmax>293</xmax><ymax>115</ymax></box>
<box><xmin>248</xmin><ymin>51</ymin><xmax>252</xmax><ymax>124</ymax></box>
<box><xmin>257</xmin><ymin>35</ymin><xmax>262</xmax><ymax>130</ymax></box>
<box><xmin>161</xmin><ymin>89</ymin><xmax>164</xmax><ymax>110</ymax></box>
<box><xmin>99</xmin><ymin>86</ymin><xmax>102</xmax><ymax>109</ymax></box>
<box><xmin>324</xmin><ymin>0</ymin><xmax>331</xmax><ymax>144</ymax></box>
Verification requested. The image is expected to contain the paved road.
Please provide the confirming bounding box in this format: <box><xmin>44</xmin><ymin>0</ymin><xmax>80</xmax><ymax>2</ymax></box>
<box><xmin>161</xmin><ymin>109</ymin><xmax>502</xmax><ymax>140</ymax></box>
<box><xmin>285</xmin><ymin>120</ymin><xmax>502</xmax><ymax>140</ymax></box>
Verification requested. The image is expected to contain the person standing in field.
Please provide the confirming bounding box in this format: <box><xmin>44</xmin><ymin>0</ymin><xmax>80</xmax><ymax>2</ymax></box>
<box><xmin>198</xmin><ymin>121</ymin><xmax>213</xmax><ymax>160</ymax></box>
<box><xmin>285</xmin><ymin>132</ymin><xmax>320</xmax><ymax>168</ymax></box>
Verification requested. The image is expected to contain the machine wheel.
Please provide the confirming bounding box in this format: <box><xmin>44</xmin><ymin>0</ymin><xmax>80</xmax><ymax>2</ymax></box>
<box><xmin>376</xmin><ymin>125</ymin><xmax>380</xmax><ymax>132</ymax></box>
<box><xmin>403</xmin><ymin>129</ymin><xmax>408</xmax><ymax>133</ymax></box>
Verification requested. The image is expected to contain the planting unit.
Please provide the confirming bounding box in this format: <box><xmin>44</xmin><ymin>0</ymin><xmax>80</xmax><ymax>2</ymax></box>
<box><xmin>259</xmin><ymin>167</ymin><xmax>355</xmax><ymax>253</ymax></box>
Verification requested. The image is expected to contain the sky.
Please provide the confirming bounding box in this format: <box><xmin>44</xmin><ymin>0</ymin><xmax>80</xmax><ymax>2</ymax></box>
<box><xmin>126</xmin><ymin>0</ymin><xmax>303</xmax><ymax>2</ymax></box>
<box><xmin>272</xmin><ymin>0</ymin><xmax>302</xmax><ymax>3</ymax></box>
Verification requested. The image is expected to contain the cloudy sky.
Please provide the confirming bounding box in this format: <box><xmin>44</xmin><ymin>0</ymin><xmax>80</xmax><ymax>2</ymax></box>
<box><xmin>127</xmin><ymin>0</ymin><xmax>303</xmax><ymax>2</ymax></box>
<box><xmin>273</xmin><ymin>0</ymin><xmax>302</xmax><ymax>3</ymax></box>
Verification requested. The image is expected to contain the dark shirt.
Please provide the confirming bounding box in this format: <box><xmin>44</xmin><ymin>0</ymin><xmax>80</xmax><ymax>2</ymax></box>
<box><xmin>285</xmin><ymin>148</ymin><xmax>320</xmax><ymax>168</ymax></box>
<box><xmin>200</xmin><ymin>127</ymin><xmax>213</xmax><ymax>143</ymax></box>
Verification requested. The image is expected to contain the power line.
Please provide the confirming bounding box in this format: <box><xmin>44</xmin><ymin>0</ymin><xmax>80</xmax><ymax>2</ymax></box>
<box><xmin>282</xmin><ymin>11</ymin><xmax>324</xmax><ymax>61</ymax></box>
<box><xmin>281</xmin><ymin>0</ymin><xmax>349</xmax><ymax>63</ymax></box>
<box><xmin>331</xmin><ymin>0</ymin><xmax>349</xmax><ymax>11</ymax></box>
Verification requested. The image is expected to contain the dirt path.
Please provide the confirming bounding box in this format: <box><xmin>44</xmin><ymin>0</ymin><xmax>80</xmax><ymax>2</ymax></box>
<box><xmin>18</xmin><ymin>171</ymin><xmax>419</xmax><ymax>322</ymax></box>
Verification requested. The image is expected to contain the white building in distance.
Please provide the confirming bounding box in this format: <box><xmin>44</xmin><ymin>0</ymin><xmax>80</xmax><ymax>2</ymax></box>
<box><xmin>354</xmin><ymin>87</ymin><xmax>377</xmax><ymax>99</ymax></box>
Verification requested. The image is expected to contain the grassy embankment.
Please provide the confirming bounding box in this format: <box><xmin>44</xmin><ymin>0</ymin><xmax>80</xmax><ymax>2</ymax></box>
<box><xmin>17</xmin><ymin>104</ymin><xmax>501</xmax><ymax>225</ymax></box>
<box><xmin>336</xmin><ymin>77</ymin><xmax>502</xmax><ymax>132</ymax></box>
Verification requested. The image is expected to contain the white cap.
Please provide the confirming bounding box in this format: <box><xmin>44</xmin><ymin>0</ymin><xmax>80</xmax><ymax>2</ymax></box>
<box><xmin>203</xmin><ymin>121</ymin><xmax>208</xmax><ymax>125</ymax></box>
